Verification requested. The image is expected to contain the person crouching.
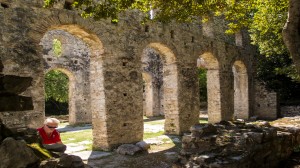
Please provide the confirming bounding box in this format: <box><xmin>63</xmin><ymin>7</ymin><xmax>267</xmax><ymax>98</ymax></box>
<box><xmin>37</xmin><ymin>118</ymin><xmax>66</xmax><ymax>155</ymax></box>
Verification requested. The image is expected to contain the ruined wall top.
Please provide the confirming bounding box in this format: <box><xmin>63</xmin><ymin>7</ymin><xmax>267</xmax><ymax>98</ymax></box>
<box><xmin>0</xmin><ymin>0</ymin><xmax>252</xmax><ymax>47</ymax></box>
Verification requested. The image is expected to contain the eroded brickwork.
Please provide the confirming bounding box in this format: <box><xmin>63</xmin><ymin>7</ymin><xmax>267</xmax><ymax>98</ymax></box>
<box><xmin>0</xmin><ymin>0</ymin><xmax>266</xmax><ymax>150</ymax></box>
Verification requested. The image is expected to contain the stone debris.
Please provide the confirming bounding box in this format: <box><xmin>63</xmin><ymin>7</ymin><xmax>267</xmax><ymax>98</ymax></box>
<box><xmin>117</xmin><ymin>144</ymin><xmax>143</xmax><ymax>155</ymax></box>
<box><xmin>177</xmin><ymin>120</ymin><xmax>300</xmax><ymax>168</ymax></box>
<box><xmin>0</xmin><ymin>137</ymin><xmax>39</xmax><ymax>168</ymax></box>
<box><xmin>136</xmin><ymin>141</ymin><xmax>150</xmax><ymax>150</ymax></box>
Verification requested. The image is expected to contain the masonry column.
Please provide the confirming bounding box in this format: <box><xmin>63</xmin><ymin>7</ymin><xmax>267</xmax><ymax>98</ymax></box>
<box><xmin>92</xmin><ymin>54</ymin><xmax>144</xmax><ymax>150</ymax></box>
<box><xmin>206</xmin><ymin>68</ymin><xmax>222</xmax><ymax>123</ymax></box>
<box><xmin>90</xmin><ymin>56</ymin><xmax>110</xmax><ymax>150</ymax></box>
<box><xmin>176</xmin><ymin>64</ymin><xmax>200</xmax><ymax>134</ymax></box>
<box><xmin>219</xmin><ymin>70</ymin><xmax>234</xmax><ymax>121</ymax></box>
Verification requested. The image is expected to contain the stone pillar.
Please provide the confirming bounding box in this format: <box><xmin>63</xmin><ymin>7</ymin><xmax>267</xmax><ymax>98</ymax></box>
<box><xmin>219</xmin><ymin>71</ymin><xmax>234</xmax><ymax>121</ymax></box>
<box><xmin>92</xmin><ymin>56</ymin><xmax>144</xmax><ymax>150</ymax></box>
<box><xmin>90</xmin><ymin>56</ymin><xmax>109</xmax><ymax>150</ymax></box>
<box><xmin>71</xmin><ymin>71</ymin><xmax>91</xmax><ymax>124</ymax></box>
<box><xmin>163</xmin><ymin>63</ymin><xmax>181</xmax><ymax>134</ymax></box>
<box><xmin>177</xmin><ymin>65</ymin><xmax>200</xmax><ymax>134</ymax></box>
<box><xmin>207</xmin><ymin>69</ymin><xmax>222</xmax><ymax>123</ymax></box>
<box><xmin>233</xmin><ymin>66</ymin><xmax>249</xmax><ymax>119</ymax></box>
<box><xmin>142</xmin><ymin>73</ymin><xmax>154</xmax><ymax>116</ymax></box>
<box><xmin>206</xmin><ymin>70</ymin><xmax>234</xmax><ymax>123</ymax></box>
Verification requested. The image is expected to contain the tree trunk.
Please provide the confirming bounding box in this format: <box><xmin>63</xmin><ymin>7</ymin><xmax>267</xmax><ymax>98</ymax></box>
<box><xmin>282</xmin><ymin>0</ymin><xmax>300</xmax><ymax>74</ymax></box>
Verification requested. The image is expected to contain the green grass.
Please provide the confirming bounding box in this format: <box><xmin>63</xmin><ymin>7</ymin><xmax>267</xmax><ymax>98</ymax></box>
<box><xmin>61</xmin><ymin>129</ymin><xmax>92</xmax><ymax>143</ymax></box>
<box><xmin>143</xmin><ymin>130</ymin><xmax>164</xmax><ymax>139</ymax></box>
<box><xmin>144</xmin><ymin>119</ymin><xmax>165</xmax><ymax>125</ymax></box>
<box><xmin>199</xmin><ymin>118</ymin><xmax>208</xmax><ymax>124</ymax></box>
<box><xmin>61</xmin><ymin>129</ymin><xmax>93</xmax><ymax>150</ymax></box>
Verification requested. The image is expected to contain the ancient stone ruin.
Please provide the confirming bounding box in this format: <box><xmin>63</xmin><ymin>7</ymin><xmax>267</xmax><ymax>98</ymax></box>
<box><xmin>0</xmin><ymin>0</ymin><xmax>278</xmax><ymax>151</ymax></box>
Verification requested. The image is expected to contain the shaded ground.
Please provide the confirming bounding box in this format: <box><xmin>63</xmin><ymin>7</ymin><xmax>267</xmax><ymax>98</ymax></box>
<box><xmin>52</xmin><ymin>115</ymin><xmax>300</xmax><ymax>168</ymax></box>
<box><xmin>86</xmin><ymin>149</ymin><xmax>179</xmax><ymax>168</ymax></box>
<box><xmin>272</xmin><ymin>117</ymin><xmax>300</xmax><ymax>168</ymax></box>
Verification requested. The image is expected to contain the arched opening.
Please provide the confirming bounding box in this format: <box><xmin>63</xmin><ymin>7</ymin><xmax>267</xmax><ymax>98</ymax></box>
<box><xmin>232</xmin><ymin>61</ymin><xmax>249</xmax><ymax>119</ymax></box>
<box><xmin>39</xmin><ymin>24</ymin><xmax>108</xmax><ymax>149</ymax></box>
<box><xmin>40</xmin><ymin>28</ymin><xmax>92</xmax><ymax>125</ymax></box>
<box><xmin>141</xmin><ymin>43</ymin><xmax>179</xmax><ymax>135</ymax></box>
<box><xmin>142</xmin><ymin>49</ymin><xmax>164</xmax><ymax>117</ymax></box>
<box><xmin>197</xmin><ymin>58</ymin><xmax>208</xmax><ymax>123</ymax></box>
<box><xmin>44</xmin><ymin>69</ymin><xmax>69</xmax><ymax>118</ymax></box>
<box><xmin>198</xmin><ymin>52</ymin><xmax>221</xmax><ymax>123</ymax></box>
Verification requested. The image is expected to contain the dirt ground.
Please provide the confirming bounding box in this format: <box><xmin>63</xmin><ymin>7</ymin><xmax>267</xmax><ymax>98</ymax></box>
<box><xmin>85</xmin><ymin>149</ymin><xmax>180</xmax><ymax>168</ymax></box>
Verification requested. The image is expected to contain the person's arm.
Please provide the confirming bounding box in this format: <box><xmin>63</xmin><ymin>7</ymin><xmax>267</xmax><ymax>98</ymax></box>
<box><xmin>36</xmin><ymin>128</ymin><xmax>46</xmax><ymax>145</ymax></box>
<box><xmin>56</xmin><ymin>141</ymin><xmax>63</xmax><ymax>144</ymax></box>
<box><xmin>54</xmin><ymin>130</ymin><xmax>64</xmax><ymax>144</ymax></box>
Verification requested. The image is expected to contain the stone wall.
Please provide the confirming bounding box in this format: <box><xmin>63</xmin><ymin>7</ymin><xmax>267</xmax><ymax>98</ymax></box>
<box><xmin>0</xmin><ymin>0</ymin><xmax>45</xmax><ymax>130</ymax></box>
<box><xmin>254</xmin><ymin>83</ymin><xmax>279</xmax><ymax>120</ymax></box>
<box><xmin>0</xmin><ymin>0</ymin><xmax>259</xmax><ymax>150</ymax></box>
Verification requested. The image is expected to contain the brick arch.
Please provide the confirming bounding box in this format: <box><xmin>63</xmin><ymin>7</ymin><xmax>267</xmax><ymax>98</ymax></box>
<box><xmin>147</xmin><ymin>43</ymin><xmax>177</xmax><ymax>64</ymax></box>
<box><xmin>27</xmin><ymin>12</ymin><xmax>103</xmax><ymax>46</ymax></box>
<box><xmin>142</xmin><ymin>43</ymin><xmax>181</xmax><ymax>134</ymax></box>
<box><xmin>199</xmin><ymin>52</ymin><xmax>221</xmax><ymax>123</ymax></box>
<box><xmin>232</xmin><ymin>60</ymin><xmax>249</xmax><ymax>119</ymax></box>
<box><xmin>199</xmin><ymin>52</ymin><xmax>219</xmax><ymax>70</ymax></box>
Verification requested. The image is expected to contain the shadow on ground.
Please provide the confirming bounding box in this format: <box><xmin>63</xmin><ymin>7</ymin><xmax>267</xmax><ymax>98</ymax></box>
<box><xmin>85</xmin><ymin>134</ymin><xmax>181</xmax><ymax>168</ymax></box>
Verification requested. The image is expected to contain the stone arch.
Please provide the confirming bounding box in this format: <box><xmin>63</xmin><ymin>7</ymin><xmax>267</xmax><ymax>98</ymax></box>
<box><xmin>44</xmin><ymin>68</ymin><xmax>75</xmax><ymax>122</ymax></box>
<box><xmin>40</xmin><ymin>29</ymin><xmax>93</xmax><ymax>125</ymax></box>
<box><xmin>28</xmin><ymin>15</ymin><xmax>107</xmax><ymax>148</ymax></box>
<box><xmin>199</xmin><ymin>52</ymin><xmax>221</xmax><ymax>123</ymax></box>
<box><xmin>48</xmin><ymin>26</ymin><xmax>105</xmax><ymax>149</ymax></box>
<box><xmin>232</xmin><ymin>60</ymin><xmax>249</xmax><ymax>119</ymax></box>
<box><xmin>141</xmin><ymin>43</ymin><xmax>180</xmax><ymax>134</ymax></box>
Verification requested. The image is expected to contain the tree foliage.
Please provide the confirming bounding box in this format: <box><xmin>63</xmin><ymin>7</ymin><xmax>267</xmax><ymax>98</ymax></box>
<box><xmin>45</xmin><ymin>70</ymin><xmax>69</xmax><ymax>103</ymax></box>
<box><xmin>256</xmin><ymin>53</ymin><xmax>300</xmax><ymax>104</ymax></box>
<box><xmin>249</xmin><ymin>0</ymin><xmax>288</xmax><ymax>56</ymax></box>
<box><xmin>53</xmin><ymin>39</ymin><xmax>62</xmax><ymax>57</ymax></box>
<box><xmin>198</xmin><ymin>68</ymin><xmax>207</xmax><ymax>103</ymax></box>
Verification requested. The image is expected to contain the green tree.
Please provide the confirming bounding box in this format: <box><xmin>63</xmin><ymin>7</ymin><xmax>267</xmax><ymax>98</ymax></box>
<box><xmin>256</xmin><ymin>53</ymin><xmax>300</xmax><ymax>104</ymax></box>
<box><xmin>45</xmin><ymin>70</ymin><xmax>69</xmax><ymax>102</ymax></box>
<box><xmin>198</xmin><ymin>68</ymin><xmax>207</xmax><ymax>103</ymax></box>
<box><xmin>249</xmin><ymin>0</ymin><xmax>288</xmax><ymax>56</ymax></box>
